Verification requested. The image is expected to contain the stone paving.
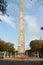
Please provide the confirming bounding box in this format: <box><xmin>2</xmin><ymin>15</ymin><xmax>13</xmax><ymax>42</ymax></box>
<box><xmin>1</xmin><ymin>57</ymin><xmax>43</xmax><ymax>61</ymax></box>
<box><xmin>0</xmin><ymin>59</ymin><xmax>43</xmax><ymax>65</ymax></box>
<box><xmin>0</xmin><ymin>57</ymin><xmax>43</xmax><ymax>65</ymax></box>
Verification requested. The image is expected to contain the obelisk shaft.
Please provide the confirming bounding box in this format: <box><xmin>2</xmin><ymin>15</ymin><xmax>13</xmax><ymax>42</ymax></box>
<box><xmin>18</xmin><ymin>0</ymin><xmax>25</xmax><ymax>55</ymax></box>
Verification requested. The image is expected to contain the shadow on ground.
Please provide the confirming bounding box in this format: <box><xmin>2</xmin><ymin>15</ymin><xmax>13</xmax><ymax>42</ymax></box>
<box><xmin>0</xmin><ymin>60</ymin><xmax>43</xmax><ymax>65</ymax></box>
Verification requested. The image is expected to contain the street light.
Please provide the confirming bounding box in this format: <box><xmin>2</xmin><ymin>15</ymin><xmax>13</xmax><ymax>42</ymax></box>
<box><xmin>41</xmin><ymin>27</ymin><xmax>43</xmax><ymax>30</ymax></box>
<box><xmin>40</xmin><ymin>27</ymin><xmax>43</xmax><ymax>40</ymax></box>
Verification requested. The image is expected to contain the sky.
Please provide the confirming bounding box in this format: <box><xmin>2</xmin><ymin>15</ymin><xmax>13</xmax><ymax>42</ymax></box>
<box><xmin>0</xmin><ymin>0</ymin><xmax>43</xmax><ymax>50</ymax></box>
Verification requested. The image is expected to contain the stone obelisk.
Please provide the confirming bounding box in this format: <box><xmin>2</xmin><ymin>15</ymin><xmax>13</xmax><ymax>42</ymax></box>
<box><xmin>18</xmin><ymin>0</ymin><xmax>25</xmax><ymax>56</ymax></box>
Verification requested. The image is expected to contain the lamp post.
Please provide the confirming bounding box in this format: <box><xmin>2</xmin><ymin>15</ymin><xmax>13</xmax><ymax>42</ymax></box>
<box><xmin>40</xmin><ymin>27</ymin><xmax>43</xmax><ymax>40</ymax></box>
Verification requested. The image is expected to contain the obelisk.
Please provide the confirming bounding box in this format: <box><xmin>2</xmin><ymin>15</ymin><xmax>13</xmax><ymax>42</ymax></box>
<box><xmin>18</xmin><ymin>0</ymin><xmax>25</xmax><ymax>56</ymax></box>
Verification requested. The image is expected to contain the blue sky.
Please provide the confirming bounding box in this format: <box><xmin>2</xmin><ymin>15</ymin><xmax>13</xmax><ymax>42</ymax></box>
<box><xmin>0</xmin><ymin>0</ymin><xmax>43</xmax><ymax>50</ymax></box>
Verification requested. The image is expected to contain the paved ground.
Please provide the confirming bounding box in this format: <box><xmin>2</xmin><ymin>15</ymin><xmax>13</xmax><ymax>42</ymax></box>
<box><xmin>2</xmin><ymin>57</ymin><xmax>43</xmax><ymax>61</ymax></box>
<box><xmin>0</xmin><ymin>60</ymin><xmax>43</xmax><ymax>65</ymax></box>
<box><xmin>0</xmin><ymin>57</ymin><xmax>43</xmax><ymax>65</ymax></box>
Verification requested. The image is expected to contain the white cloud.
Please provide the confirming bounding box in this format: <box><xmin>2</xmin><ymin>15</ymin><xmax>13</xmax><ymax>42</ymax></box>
<box><xmin>7</xmin><ymin>3</ymin><xmax>19</xmax><ymax>15</ymax></box>
<box><xmin>25</xmin><ymin>15</ymin><xmax>39</xmax><ymax>35</ymax></box>
<box><xmin>25</xmin><ymin>35</ymin><xmax>40</xmax><ymax>50</ymax></box>
<box><xmin>25</xmin><ymin>34</ymin><xmax>40</xmax><ymax>50</ymax></box>
<box><xmin>0</xmin><ymin>15</ymin><xmax>15</xmax><ymax>28</ymax></box>
<box><xmin>25</xmin><ymin>15</ymin><xmax>40</xmax><ymax>49</ymax></box>
<box><xmin>25</xmin><ymin>42</ymin><xmax>30</xmax><ymax>50</ymax></box>
<box><xmin>24</xmin><ymin>0</ymin><xmax>35</xmax><ymax>9</ymax></box>
<box><xmin>25</xmin><ymin>36</ymin><xmax>40</xmax><ymax>50</ymax></box>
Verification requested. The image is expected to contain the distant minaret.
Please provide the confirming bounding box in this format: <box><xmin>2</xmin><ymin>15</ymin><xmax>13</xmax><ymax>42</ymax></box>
<box><xmin>18</xmin><ymin>0</ymin><xmax>25</xmax><ymax>55</ymax></box>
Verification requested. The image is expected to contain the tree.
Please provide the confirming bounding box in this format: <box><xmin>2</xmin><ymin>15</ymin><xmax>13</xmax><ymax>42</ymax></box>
<box><xmin>0</xmin><ymin>0</ymin><xmax>7</xmax><ymax>15</ymax></box>
<box><xmin>30</xmin><ymin>40</ymin><xmax>43</xmax><ymax>57</ymax></box>
<box><xmin>30</xmin><ymin>40</ymin><xmax>43</xmax><ymax>55</ymax></box>
<box><xmin>5</xmin><ymin>42</ymin><xmax>15</xmax><ymax>53</ymax></box>
<box><xmin>30</xmin><ymin>40</ymin><xmax>43</xmax><ymax>51</ymax></box>
<box><xmin>0</xmin><ymin>39</ymin><xmax>15</xmax><ymax>53</ymax></box>
<box><xmin>6</xmin><ymin>42</ymin><xmax>15</xmax><ymax>57</ymax></box>
<box><xmin>0</xmin><ymin>39</ymin><xmax>6</xmax><ymax>51</ymax></box>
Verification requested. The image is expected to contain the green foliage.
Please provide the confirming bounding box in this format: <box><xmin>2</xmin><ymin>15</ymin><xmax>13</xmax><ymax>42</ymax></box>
<box><xmin>0</xmin><ymin>39</ymin><xmax>15</xmax><ymax>52</ymax></box>
<box><xmin>0</xmin><ymin>40</ymin><xmax>6</xmax><ymax>51</ymax></box>
<box><xmin>6</xmin><ymin>42</ymin><xmax>15</xmax><ymax>52</ymax></box>
<box><xmin>0</xmin><ymin>0</ymin><xmax>7</xmax><ymax>14</ymax></box>
<box><xmin>30</xmin><ymin>40</ymin><xmax>43</xmax><ymax>51</ymax></box>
